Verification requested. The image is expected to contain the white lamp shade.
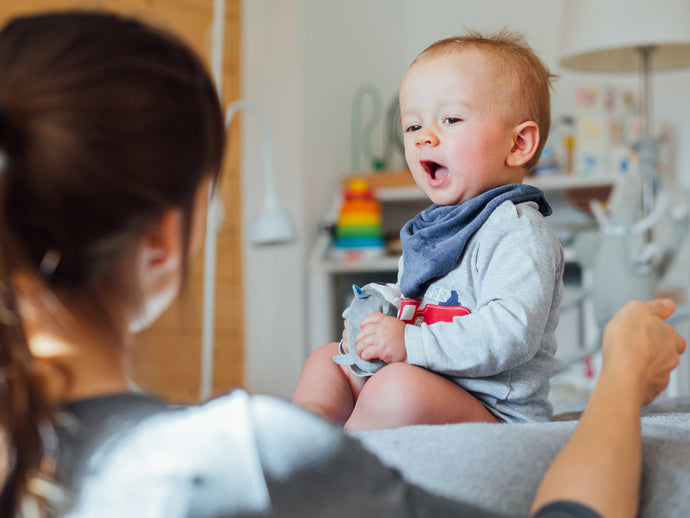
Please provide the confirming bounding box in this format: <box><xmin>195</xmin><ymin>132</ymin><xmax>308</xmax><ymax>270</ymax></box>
<box><xmin>251</xmin><ymin>204</ymin><xmax>296</xmax><ymax>246</ymax></box>
<box><xmin>560</xmin><ymin>0</ymin><xmax>690</xmax><ymax>71</ymax></box>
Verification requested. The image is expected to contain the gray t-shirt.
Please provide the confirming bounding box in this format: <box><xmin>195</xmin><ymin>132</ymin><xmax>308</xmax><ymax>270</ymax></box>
<box><xmin>51</xmin><ymin>390</ymin><xmax>597</xmax><ymax>518</ymax></box>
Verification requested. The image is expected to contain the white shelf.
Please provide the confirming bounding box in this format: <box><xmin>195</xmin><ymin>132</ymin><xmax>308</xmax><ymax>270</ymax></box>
<box><xmin>374</xmin><ymin>173</ymin><xmax>617</xmax><ymax>201</ymax></box>
<box><xmin>321</xmin><ymin>255</ymin><xmax>400</xmax><ymax>273</ymax></box>
<box><xmin>526</xmin><ymin>173</ymin><xmax>617</xmax><ymax>191</ymax></box>
<box><xmin>321</xmin><ymin>246</ymin><xmax>577</xmax><ymax>274</ymax></box>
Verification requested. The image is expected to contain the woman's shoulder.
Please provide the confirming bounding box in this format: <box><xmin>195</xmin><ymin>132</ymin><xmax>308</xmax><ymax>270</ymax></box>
<box><xmin>81</xmin><ymin>389</ymin><xmax>274</xmax><ymax>466</ymax></box>
<box><xmin>59</xmin><ymin>389</ymin><xmax>276</xmax><ymax>517</ymax></box>
<box><xmin>61</xmin><ymin>388</ymin><xmax>341</xmax><ymax>456</ymax></box>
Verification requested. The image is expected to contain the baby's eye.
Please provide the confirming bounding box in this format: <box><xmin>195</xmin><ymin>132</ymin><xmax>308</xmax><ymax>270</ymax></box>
<box><xmin>404</xmin><ymin>123</ymin><xmax>421</xmax><ymax>133</ymax></box>
<box><xmin>444</xmin><ymin>117</ymin><xmax>462</xmax><ymax>124</ymax></box>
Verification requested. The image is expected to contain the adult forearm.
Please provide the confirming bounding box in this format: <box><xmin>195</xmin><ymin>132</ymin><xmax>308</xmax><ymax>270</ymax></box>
<box><xmin>530</xmin><ymin>373</ymin><xmax>642</xmax><ymax>518</ymax></box>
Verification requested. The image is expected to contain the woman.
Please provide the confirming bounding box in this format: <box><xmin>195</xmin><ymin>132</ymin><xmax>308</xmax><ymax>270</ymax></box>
<box><xmin>0</xmin><ymin>10</ymin><xmax>684</xmax><ymax>518</ymax></box>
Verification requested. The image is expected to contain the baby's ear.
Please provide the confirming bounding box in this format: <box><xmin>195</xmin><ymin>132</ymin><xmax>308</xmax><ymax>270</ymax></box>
<box><xmin>506</xmin><ymin>121</ymin><xmax>539</xmax><ymax>167</ymax></box>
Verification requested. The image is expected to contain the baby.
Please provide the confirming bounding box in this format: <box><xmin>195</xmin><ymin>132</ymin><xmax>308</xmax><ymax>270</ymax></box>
<box><xmin>293</xmin><ymin>30</ymin><xmax>564</xmax><ymax>430</ymax></box>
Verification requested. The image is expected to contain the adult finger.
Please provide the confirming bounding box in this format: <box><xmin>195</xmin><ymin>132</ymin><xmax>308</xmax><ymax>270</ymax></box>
<box><xmin>645</xmin><ymin>298</ymin><xmax>676</xmax><ymax>320</ymax></box>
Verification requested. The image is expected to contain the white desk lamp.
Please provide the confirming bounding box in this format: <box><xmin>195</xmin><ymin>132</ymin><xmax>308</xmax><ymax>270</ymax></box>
<box><xmin>225</xmin><ymin>100</ymin><xmax>296</xmax><ymax>246</ymax></box>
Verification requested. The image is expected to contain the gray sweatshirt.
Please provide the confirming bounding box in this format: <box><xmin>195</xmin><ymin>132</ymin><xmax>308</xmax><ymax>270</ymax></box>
<box><xmin>371</xmin><ymin>200</ymin><xmax>564</xmax><ymax>423</ymax></box>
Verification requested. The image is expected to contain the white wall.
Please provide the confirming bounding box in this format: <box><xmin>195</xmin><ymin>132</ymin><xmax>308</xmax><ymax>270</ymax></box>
<box><xmin>242</xmin><ymin>0</ymin><xmax>690</xmax><ymax>398</ymax></box>
<box><xmin>241</xmin><ymin>0</ymin><xmax>305</xmax><ymax>397</ymax></box>
<box><xmin>299</xmin><ymin>0</ymin><xmax>409</xmax><ymax>235</ymax></box>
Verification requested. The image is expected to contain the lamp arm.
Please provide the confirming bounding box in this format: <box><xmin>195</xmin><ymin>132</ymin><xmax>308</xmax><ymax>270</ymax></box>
<box><xmin>225</xmin><ymin>100</ymin><xmax>278</xmax><ymax>204</ymax></box>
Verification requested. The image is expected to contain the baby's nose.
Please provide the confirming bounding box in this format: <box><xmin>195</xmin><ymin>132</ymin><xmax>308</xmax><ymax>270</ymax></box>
<box><xmin>415</xmin><ymin>129</ymin><xmax>439</xmax><ymax>146</ymax></box>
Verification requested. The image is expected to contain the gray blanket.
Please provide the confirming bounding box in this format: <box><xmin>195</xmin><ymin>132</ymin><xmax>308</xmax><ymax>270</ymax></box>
<box><xmin>353</xmin><ymin>411</ymin><xmax>690</xmax><ymax>517</ymax></box>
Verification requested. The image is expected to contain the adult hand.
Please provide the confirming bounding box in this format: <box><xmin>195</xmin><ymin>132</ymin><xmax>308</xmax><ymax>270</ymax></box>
<box><xmin>532</xmin><ymin>299</ymin><xmax>686</xmax><ymax>518</ymax></box>
<box><xmin>356</xmin><ymin>313</ymin><xmax>407</xmax><ymax>363</ymax></box>
<box><xmin>601</xmin><ymin>298</ymin><xmax>686</xmax><ymax>406</ymax></box>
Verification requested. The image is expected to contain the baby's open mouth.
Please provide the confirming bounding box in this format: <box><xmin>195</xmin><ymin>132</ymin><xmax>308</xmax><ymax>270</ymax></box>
<box><xmin>421</xmin><ymin>160</ymin><xmax>449</xmax><ymax>181</ymax></box>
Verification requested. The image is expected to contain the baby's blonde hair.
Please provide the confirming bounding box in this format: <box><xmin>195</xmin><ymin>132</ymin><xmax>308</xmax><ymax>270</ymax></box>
<box><xmin>413</xmin><ymin>30</ymin><xmax>557</xmax><ymax>171</ymax></box>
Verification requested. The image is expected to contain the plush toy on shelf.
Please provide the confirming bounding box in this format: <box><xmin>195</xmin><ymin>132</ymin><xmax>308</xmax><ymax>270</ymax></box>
<box><xmin>329</xmin><ymin>177</ymin><xmax>385</xmax><ymax>260</ymax></box>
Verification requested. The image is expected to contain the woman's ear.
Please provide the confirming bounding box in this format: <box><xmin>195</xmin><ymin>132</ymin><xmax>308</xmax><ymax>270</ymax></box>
<box><xmin>139</xmin><ymin>210</ymin><xmax>183</xmax><ymax>275</ymax></box>
<box><xmin>506</xmin><ymin>121</ymin><xmax>540</xmax><ymax>168</ymax></box>
<box><xmin>129</xmin><ymin>209</ymin><xmax>183</xmax><ymax>333</ymax></box>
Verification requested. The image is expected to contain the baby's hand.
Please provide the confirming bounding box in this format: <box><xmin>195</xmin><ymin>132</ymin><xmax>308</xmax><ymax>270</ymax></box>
<box><xmin>355</xmin><ymin>313</ymin><xmax>406</xmax><ymax>363</ymax></box>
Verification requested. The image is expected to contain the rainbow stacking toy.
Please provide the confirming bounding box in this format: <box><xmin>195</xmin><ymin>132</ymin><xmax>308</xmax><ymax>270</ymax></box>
<box><xmin>330</xmin><ymin>177</ymin><xmax>385</xmax><ymax>260</ymax></box>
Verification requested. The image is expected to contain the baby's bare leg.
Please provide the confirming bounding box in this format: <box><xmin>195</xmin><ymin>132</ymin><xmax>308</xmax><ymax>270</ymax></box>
<box><xmin>345</xmin><ymin>363</ymin><xmax>499</xmax><ymax>430</ymax></box>
<box><xmin>292</xmin><ymin>342</ymin><xmax>367</xmax><ymax>424</ymax></box>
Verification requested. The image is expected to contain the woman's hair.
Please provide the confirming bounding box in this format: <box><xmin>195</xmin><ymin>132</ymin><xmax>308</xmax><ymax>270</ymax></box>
<box><xmin>0</xmin><ymin>11</ymin><xmax>224</xmax><ymax>514</ymax></box>
<box><xmin>413</xmin><ymin>29</ymin><xmax>557</xmax><ymax>171</ymax></box>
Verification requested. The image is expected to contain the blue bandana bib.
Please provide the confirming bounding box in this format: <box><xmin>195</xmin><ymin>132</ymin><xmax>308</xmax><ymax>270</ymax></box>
<box><xmin>399</xmin><ymin>184</ymin><xmax>552</xmax><ymax>299</ymax></box>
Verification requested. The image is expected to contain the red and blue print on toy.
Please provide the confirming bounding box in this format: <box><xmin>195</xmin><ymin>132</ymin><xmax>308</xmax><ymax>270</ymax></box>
<box><xmin>398</xmin><ymin>290</ymin><xmax>471</xmax><ymax>326</ymax></box>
